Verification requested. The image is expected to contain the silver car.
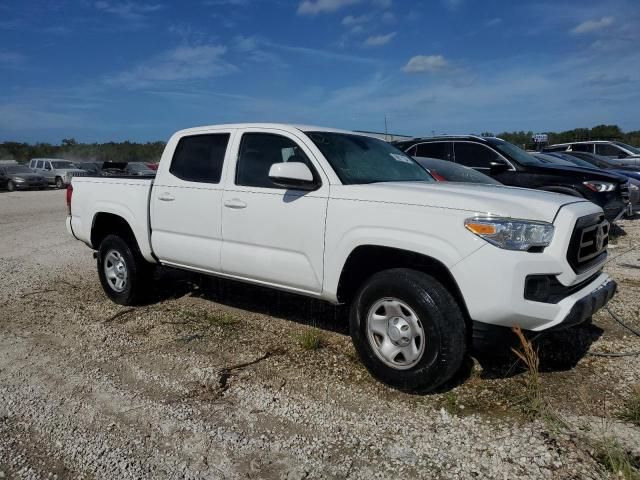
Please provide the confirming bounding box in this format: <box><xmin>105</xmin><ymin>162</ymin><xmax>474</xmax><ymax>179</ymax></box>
<box><xmin>29</xmin><ymin>158</ymin><xmax>89</xmax><ymax>188</ymax></box>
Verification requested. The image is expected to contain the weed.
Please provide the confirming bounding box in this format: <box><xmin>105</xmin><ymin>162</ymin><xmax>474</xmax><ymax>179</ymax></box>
<box><xmin>441</xmin><ymin>391</ymin><xmax>460</xmax><ymax>416</ymax></box>
<box><xmin>298</xmin><ymin>329</ymin><xmax>325</xmax><ymax>351</ymax></box>
<box><xmin>595</xmin><ymin>437</ymin><xmax>640</xmax><ymax>480</ymax></box>
<box><xmin>620</xmin><ymin>385</ymin><xmax>640</xmax><ymax>427</ymax></box>
<box><xmin>180</xmin><ymin>309</ymin><xmax>238</xmax><ymax>328</ymax></box>
<box><xmin>511</xmin><ymin>326</ymin><xmax>544</xmax><ymax>419</ymax></box>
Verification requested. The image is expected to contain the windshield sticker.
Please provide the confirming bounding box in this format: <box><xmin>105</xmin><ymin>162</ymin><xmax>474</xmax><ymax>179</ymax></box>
<box><xmin>390</xmin><ymin>153</ymin><xmax>413</xmax><ymax>164</ymax></box>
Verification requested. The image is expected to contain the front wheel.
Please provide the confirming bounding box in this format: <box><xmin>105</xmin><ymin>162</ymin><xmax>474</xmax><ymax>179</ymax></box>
<box><xmin>7</xmin><ymin>180</ymin><xmax>16</xmax><ymax>192</ymax></box>
<box><xmin>55</xmin><ymin>177</ymin><xmax>64</xmax><ymax>189</ymax></box>
<box><xmin>349</xmin><ymin>268</ymin><xmax>467</xmax><ymax>392</ymax></box>
<box><xmin>97</xmin><ymin>234</ymin><xmax>152</xmax><ymax>305</ymax></box>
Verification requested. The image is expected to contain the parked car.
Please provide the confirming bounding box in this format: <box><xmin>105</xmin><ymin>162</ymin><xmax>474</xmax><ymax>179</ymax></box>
<box><xmin>67</xmin><ymin>123</ymin><xmax>616</xmax><ymax>392</ymax></box>
<box><xmin>393</xmin><ymin>136</ymin><xmax>630</xmax><ymax>222</ymax></box>
<box><xmin>545</xmin><ymin>141</ymin><xmax>640</xmax><ymax>166</ymax></box>
<box><xmin>534</xmin><ymin>153</ymin><xmax>639</xmax><ymax>216</ymax></box>
<box><xmin>561</xmin><ymin>151</ymin><xmax>640</xmax><ymax>182</ymax></box>
<box><xmin>125</xmin><ymin>162</ymin><xmax>156</xmax><ymax>177</ymax></box>
<box><xmin>76</xmin><ymin>162</ymin><xmax>104</xmax><ymax>175</ymax></box>
<box><xmin>29</xmin><ymin>158</ymin><xmax>89</xmax><ymax>188</ymax></box>
<box><xmin>0</xmin><ymin>164</ymin><xmax>48</xmax><ymax>191</ymax></box>
<box><xmin>413</xmin><ymin>156</ymin><xmax>500</xmax><ymax>184</ymax></box>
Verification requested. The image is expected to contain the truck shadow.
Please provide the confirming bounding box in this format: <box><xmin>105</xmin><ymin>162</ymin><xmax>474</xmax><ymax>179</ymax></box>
<box><xmin>473</xmin><ymin>322</ymin><xmax>604</xmax><ymax>379</ymax></box>
<box><xmin>150</xmin><ymin>267</ymin><xmax>349</xmax><ymax>334</ymax></box>
<box><xmin>149</xmin><ymin>266</ymin><xmax>603</xmax><ymax>390</ymax></box>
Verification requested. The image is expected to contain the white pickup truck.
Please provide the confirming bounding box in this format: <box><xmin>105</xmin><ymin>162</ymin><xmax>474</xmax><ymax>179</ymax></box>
<box><xmin>67</xmin><ymin>123</ymin><xmax>616</xmax><ymax>391</ymax></box>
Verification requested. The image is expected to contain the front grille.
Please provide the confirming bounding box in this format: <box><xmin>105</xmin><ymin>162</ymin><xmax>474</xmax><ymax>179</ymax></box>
<box><xmin>567</xmin><ymin>213</ymin><xmax>609</xmax><ymax>273</ymax></box>
<box><xmin>68</xmin><ymin>171</ymin><xmax>89</xmax><ymax>178</ymax></box>
<box><xmin>620</xmin><ymin>181</ymin><xmax>630</xmax><ymax>204</ymax></box>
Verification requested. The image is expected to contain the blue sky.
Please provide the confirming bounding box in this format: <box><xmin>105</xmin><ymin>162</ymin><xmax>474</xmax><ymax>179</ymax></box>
<box><xmin>1</xmin><ymin>0</ymin><xmax>639</xmax><ymax>142</ymax></box>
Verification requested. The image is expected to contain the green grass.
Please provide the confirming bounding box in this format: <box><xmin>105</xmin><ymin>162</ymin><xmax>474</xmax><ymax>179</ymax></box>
<box><xmin>595</xmin><ymin>438</ymin><xmax>640</xmax><ymax>480</ymax></box>
<box><xmin>620</xmin><ymin>386</ymin><xmax>640</xmax><ymax>427</ymax></box>
<box><xmin>298</xmin><ymin>329</ymin><xmax>325</xmax><ymax>351</ymax></box>
<box><xmin>180</xmin><ymin>309</ymin><xmax>238</xmax><ymax>328</ymax></box>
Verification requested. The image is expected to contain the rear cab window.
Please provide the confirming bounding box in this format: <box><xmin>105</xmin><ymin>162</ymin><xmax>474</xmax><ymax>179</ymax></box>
<box><xmin>169</xmin><ymin>133</ymin><xmax>230</xmax><ymax>184</ymax></box>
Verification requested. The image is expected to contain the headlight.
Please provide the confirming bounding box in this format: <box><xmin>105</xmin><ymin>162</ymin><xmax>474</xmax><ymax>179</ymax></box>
<box><xmin>630</xmin><ymin>183</ymin><xmax>639</xmax><ymax>191</ymax></box>
<box><xmin>14</xmin><ymin>177</ymin><xmax>25</xmax><ymax>183</ymax></box>
<box><xmin>464</xmin><ymin>217</ymin><xmax>555</xmax><ymax>251</ymax></box>
<box><xmin>583</xmin><ymin>181</ymin><xmax>616</xmax><ymax>192</ymax></box>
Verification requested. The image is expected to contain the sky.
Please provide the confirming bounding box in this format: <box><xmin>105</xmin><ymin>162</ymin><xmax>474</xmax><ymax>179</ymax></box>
<box><xmin>1</xmin><ymin>0</ymin><xmax>639</xmax><ymax>143</ymax></box>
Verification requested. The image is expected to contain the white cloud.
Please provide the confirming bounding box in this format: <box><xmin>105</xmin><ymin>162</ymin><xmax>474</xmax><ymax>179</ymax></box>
<box><xmin>106</xmin><ymin>44</ymin><xmax>235</xmax><ymax>89</ymax></box>
<box><xmin>442</xmin><ymin>0</ymin><xmax>462</xmax><ymax>10</ymax></box>
<box><xmin>485</xmin><ymin>17</ymin><xmax>502</xmax><ymax>27</ymax></box>
<box><xmin>0</xmin><ymin>50</ymin><xmax>26</xmax><ymax>64</ymax></box>
<box><xmin>94</xmin><ymin>1</ymin><xmax>163</xmax><ymax>20</ymax></box>
<box><xmin>364</xmin><ymin>32</ymin><xmax>396</xmax><ymax>46</ymax></box>
<box><xmin>297</xmin><ymin>0</ymin><xmax>362</xmax><ymax>15</ymax></box>
<box><xmin>403</xmin><ymin>55</ymin><xmax>448</xmax><ymax>73</ymax></box>
<box><xmin>342</xmin><ymin>13</ymin><xmax>371</xmax><ymax>25</ymax></box>
<box><xmin>571</xmin><ymin>16</ymin><xmax>614</xmax><ymax>35</ymax></box>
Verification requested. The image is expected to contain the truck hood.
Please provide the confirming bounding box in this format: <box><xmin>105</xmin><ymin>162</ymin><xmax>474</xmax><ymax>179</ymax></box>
<box><xmin>332</xmin><ymin>182</ymin><xmax>590</xmax><ymax>223</ymax></box>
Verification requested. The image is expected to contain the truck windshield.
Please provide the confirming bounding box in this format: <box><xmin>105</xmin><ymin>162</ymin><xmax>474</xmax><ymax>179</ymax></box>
<box><xmin>307</xmin><ymin>132</ymin><xmax>433</xmax><ymax>185</ymax></box>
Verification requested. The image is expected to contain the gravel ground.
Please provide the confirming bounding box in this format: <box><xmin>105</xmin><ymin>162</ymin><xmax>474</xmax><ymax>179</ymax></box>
<box><xmin>0</xmin><ymin>189</ymin><xmax>639</xmax><ymax>479</ymax></box>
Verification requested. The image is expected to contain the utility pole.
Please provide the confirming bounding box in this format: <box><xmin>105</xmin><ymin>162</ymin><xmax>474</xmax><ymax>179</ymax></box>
<box><xmin>384</xmin><ymin>115</ymin><xmax>388</xmax><ymax>141</ymax></box>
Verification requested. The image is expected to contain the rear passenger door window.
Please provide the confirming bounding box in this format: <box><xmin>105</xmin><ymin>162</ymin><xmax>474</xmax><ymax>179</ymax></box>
<box><xmin>596</xmin><ymin>143</ymin><xmax>624</xmax><ymax>157</ymax></box>
<box><xmin>170</xmin><ymin>133</ymin><xmax>230</xmax><ymax>184</ymax></box>
<box><xmin>235</xmin><ymin>133</ymin><xmax>316</xmax><ymax>189</ymax></box>
<box><xmin>414</xmin><ymin>142</ymin><xmax>451</xmax><ymax>161</ymax></box>
<box><xmin>36</xmin><ymin>160</ymin><xmax>44</xmax><ymax>169</ymax></box>
<box><xmin>453</xmin><ymin>142</ymin><xmax>503</xmax><ymax>170</ymax></box>
<box><xmin>571</xmin><ymin>143</ymin><xmax>593</xmax><ymax>153</ymax></box>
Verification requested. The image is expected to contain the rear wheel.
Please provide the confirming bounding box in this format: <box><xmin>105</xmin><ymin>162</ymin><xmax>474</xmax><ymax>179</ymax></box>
<box><xmin>349</xmin><ymin>268</ymin><xmax>467</xmax><ymax>392</ymax></box>
<box><xmin>97</xmin><ymin>234</ymin><xmax>153</xmax><ymax>305</ymax></box>
<box><xmin>7</xmin><ymin>180</ymin><xmax>15</xmax><ymax>192</ymax></box>
<box><xmin>55</xmin><ymin>176</ymin><xmax>64</xmax><ymax>189</ymax></box>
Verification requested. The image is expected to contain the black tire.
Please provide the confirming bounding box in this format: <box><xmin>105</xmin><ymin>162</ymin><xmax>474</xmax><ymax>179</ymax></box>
<box><xmin>97</xmin><ymin>234</ymin><xmax>152</xmax><ymax>305</ymax></box>
<box><xmin>349</xmin><ymin>268</ymin><xmax>467</xmax><ymax>393</ymax></box>
<box><xmin>55</xmin><ymin>177</ymin><xmax>64</xmax><ymax>189</ymax></box>
<box><xmin>7</xmin><ymin>180</ymin><xmax>15</xmax><ymax>192</ymax></box>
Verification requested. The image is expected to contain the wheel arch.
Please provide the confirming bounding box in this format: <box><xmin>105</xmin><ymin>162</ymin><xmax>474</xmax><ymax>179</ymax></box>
<box><xmin>335</xmin><ymin>244</ymin><xmax>471</xmax><ymax>325</ymax></box>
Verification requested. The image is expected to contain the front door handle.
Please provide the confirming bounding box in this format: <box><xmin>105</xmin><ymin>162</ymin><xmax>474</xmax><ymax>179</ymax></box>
<box><xmin>223</xmin><ymin>198</ymin><xmax>247</xmax><ymax>209</ymax></box>
<box><xmin>158</xmin><ymin>192</ymin><xmax>175</xmax><ymax>202</ymax></box>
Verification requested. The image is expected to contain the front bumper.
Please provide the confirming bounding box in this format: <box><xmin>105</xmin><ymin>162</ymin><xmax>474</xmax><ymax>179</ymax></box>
<box><xmin>547</xmin><ymin>277</ymin><xmax>616</xmax><ymax>330</ymax></box>
<box><xmin>14</xmin><ymin>181</ymin><xmax>48</xmax><ymax>189</ymax></box>
<box><xmin>451</xmin><ymin>202</ymin><xmax>616</xmax><ymax>332</ymax></box>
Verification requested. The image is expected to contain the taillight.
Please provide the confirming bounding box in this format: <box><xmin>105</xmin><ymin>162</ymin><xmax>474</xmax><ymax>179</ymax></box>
<box><xmin>66</xmin><ymin>184</ymin><xmax>73</xmax><ymax>215</ymax></box>
<box><xmin>430</xmin><ymin>170</ymin><xmax>447</xmax><ymax>182</ymax></box>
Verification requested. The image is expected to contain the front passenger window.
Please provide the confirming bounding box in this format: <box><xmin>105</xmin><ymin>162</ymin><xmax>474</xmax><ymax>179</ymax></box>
<box><xmin>236</xmin><ymin>133</ymin><xmax>314</xmax><ymax>189</ymax></box>
<box><xmin>454</xmin><ymin>142</ymin><xmax>502</xmax><ymax>169</ymax></box>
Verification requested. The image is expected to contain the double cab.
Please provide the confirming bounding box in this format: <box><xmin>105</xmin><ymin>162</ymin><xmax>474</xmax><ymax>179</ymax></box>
<box><xmin>66</xmin><ymin>124</ymin><xmax>616</xmax><ymax>391</ymax></box>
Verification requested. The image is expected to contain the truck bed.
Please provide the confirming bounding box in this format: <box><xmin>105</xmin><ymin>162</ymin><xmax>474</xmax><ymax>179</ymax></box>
<box><xmin>67</xmin><ymin>177</ymin><xmax>156</xmax><ymax>262</ymax></box>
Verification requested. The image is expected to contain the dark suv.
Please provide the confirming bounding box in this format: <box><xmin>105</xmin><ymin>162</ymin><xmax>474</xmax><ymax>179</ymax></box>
<box><xmin>393</xmin><ymin>136</ymin><xmax>630</xmax><ymax>222</ymax></box>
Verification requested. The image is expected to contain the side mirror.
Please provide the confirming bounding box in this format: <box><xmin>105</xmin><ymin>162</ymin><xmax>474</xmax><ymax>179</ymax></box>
<box><xmin>618</xmin><ymin>152</ymin><xmax>629</xmax><ymax>159</ymax></box>
<box><xmin>268</xmin><ymin>162</ymin><xmax>317</xmax><ymax>190</ymax></box>
<box><xmin>489</xmin><ymin>161</ymin><xmax>509</xmax><ymax>175</ymax></box>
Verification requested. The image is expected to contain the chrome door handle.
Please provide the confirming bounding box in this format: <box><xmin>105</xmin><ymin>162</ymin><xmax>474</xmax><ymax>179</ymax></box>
<box><xmin>223</xmin><ymin>198</ymin><xmax>247</xmax><ymax>209</ymax></box>
<box><xmin>158</xmin><ymin>192</ymin><xmax>175</xmax><ymax>202</ymax></box>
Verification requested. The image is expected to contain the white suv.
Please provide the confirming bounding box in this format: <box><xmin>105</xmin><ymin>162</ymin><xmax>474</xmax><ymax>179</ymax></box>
<box><xmin>29</xmin><ymin>158</ymin><xmax>89</xmax><ymax>188</ymax></box>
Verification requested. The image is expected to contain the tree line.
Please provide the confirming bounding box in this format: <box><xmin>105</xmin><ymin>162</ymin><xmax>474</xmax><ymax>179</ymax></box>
<box><xmin>491</xmin><ymin>124</ymin><xmax>640</xmax><ymax>149</ymax></box>
<box><xmin>1</xmin><ymin>125</ymin><xmax>639</xmax><ymax>164</ymax></box>
<box><xmin>0</xmin><ymin>138</ymin><xmax>166</xmax><ymax>164</ymax></box>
